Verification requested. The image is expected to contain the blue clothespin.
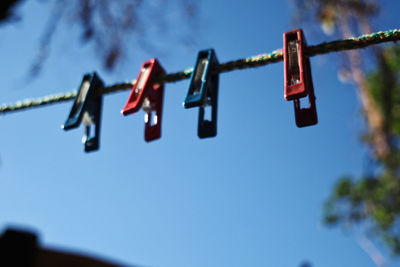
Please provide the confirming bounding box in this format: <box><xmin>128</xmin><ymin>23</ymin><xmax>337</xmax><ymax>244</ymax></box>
<box><xmin>62</xmin><ymin>72</ymin><xmax>104</xmax><ymax>152</ymax></box>
<box><xmin>184</xmin><ymin>49</ymin><xmax>219</xmax><ymax>138</ymax></box>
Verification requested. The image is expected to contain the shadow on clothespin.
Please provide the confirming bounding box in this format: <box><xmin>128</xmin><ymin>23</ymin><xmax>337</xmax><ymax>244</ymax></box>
<box><xmin>184</xmin><ymin>49</ymin><xmax>219</xmax><ymax>138</ymax></box>
<box><xmin>284</xmin><ymin>29</ymin><xmax>318</xmax><ymax>127</ymax></box>
<box><xmin>121</xmin><ymin>58</ymin><xmax>165</xmax><ymax>142</ymax></box>
<box><xmin>62</xmin><ymin>72</ymin><xmax>104</xmax><ymax>152</ymax></box>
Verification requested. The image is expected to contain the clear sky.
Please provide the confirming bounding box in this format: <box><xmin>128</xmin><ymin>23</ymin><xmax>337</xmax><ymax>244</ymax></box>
<box><xmin>0</xmin><ymin>0</ymin><xmax>399</xmax><ymax>267</ymax></box>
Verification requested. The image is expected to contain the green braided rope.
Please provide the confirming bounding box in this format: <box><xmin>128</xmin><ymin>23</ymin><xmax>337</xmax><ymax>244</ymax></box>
<box><xmin>0</xmin><ymin>29</ymin><xmax>399</xmax><ymax>115</ymax></box>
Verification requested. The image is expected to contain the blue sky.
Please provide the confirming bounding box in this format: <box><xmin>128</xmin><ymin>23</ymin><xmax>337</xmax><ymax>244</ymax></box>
<box><xmin>0</xmin><ymin>0</ymin><xmax>399</xmax><ymax>266</ymax></box>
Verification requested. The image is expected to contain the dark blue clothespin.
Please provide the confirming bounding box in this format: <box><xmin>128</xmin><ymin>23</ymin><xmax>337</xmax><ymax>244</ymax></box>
<box><xmin>184</xmin><ymin>49</ymin><xmax>219</xmax><ymax>138</ymax></box>
<box><xmin>283</xmin><ymin>29</ymin><xmax>318</xmax><ymax>127</ymax></box>
<box><xmin>62</xmin><ymin>72</ymin><xmax>104</xmax><ymax>152</ymax></box>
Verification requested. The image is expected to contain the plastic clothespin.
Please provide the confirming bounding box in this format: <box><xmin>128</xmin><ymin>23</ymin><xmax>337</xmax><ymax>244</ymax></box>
<box><xmin>62</xmin><ymin>72</ymin><xmax>104</xmax><ymax>152</ymax></box>
<box><xmin>121</xmin><ymin>58</ymin><xmax>165</xmax><ymax>142</ymax></box>
<box><xmin>284</xmin><ymin>29</ymin><xmax>318</xmax><ymax>127</ymax></box>
<box><xmin>184</xmin><ymin>49</ymin><xmax>219</xmax><ymax>138</ymax></box>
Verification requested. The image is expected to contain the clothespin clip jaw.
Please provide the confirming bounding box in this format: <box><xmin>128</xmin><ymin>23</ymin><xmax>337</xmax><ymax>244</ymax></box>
<box><xmin>284</xmin><ymin>29</ymin><xmax>318</xmax><ymax>127</ymax></box>
<box><xmin>293</xmin><ymin>78</ymin><xmax>318</xmax><ymax>127</ymax></box>
<box><xmin>62</xmin><ymin>72</ymin><xmax>104</xmax><ymax>152</ymax></box>
<box><xmin>121</xmin><ymin>58</ymin><xmax>166</xmax><ymax>142</ymax></box>
<box><xmin>184</xmin><ymin>49</ymin><xmax>219</xmax><ymax>138</ymax></box>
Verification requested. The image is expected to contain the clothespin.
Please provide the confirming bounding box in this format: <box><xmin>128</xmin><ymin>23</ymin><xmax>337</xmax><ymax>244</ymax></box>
<box><xmin>184</xmin><ymin>49</ymin><xmax>219</xmax><ymax>138</ymax></box>
<box><xmin>121</xmin><ymin>58</ymin><xmax>165</xmax><ymax>142</ymax></box>
<box><xmin>284</xmin><ymin>29</ymin><xmax>318</xmax><ymax>127</ymax></box>
<box><xmin>62</xmin><ymin>72</ymin><xmax>104</xmax><ymax>152</ymax></box>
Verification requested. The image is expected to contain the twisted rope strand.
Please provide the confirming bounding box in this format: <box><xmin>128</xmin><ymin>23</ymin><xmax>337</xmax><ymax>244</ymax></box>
<box><xmin>1</xmin><ymin>29</ymin><xmax>399</xmax><ymax>115</ymax></box>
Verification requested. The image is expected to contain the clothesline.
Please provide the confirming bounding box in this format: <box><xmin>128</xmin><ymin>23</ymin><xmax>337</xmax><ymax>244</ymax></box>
<box><xmin>0</xmin><ymin>29</ymin><xmax>399</xmax><ymax>115</ymax></box>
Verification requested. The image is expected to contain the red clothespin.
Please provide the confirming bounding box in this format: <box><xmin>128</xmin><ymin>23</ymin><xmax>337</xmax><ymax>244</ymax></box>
<box><xmin>121</xmin><ymin>58</ymin><xmax>166</xmax><ymax>141</ymax></box>
<box><xmin>283</xmin><ymin>29</ymin><xmax>318</xmax><ymax>127</ymax></box>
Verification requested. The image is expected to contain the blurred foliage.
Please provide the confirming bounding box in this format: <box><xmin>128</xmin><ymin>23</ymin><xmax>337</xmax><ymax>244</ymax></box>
<box><xmin>324</xmin><ymin>45</ymin><xmax>400</xmax><ymax>255</ymax></box>
<box><xmin>293</xmin><ymin>0</ymin><xmax>378</xmax><ymax>35</ymax></box>
<box><xmin>367</xmin><ymin>46</ymin><xmax>400</xmax><ymax>138</ymax></box>
<box><xmin>0</xmin><ymin>0</ymin><xmax>199</xmax><ymax>76</ymax></box>
<box><xmin>295</xmin><ymin>0</ymin><xmax>400</xmax><ymax>256</ymax></box>
<box><xmin>31</xmin><ymin>0</ymin><xmax>198</xmax><ymax>75</ymax></box>
<box><xmin>0</xmin><ymin>0</ymin><xmax>23</xmax><ymax>23</ymax></box>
